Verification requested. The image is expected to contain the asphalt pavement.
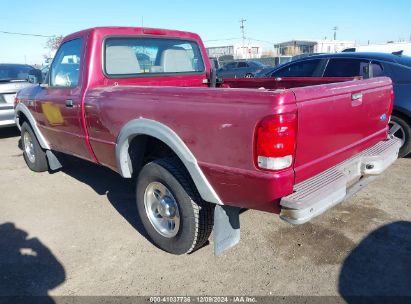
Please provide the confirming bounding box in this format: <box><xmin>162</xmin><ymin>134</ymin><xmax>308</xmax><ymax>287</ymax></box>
<box><xmin>0</xmin><ymin>126</ymin><xmax>410</xmax><ymax>300</ymax></box>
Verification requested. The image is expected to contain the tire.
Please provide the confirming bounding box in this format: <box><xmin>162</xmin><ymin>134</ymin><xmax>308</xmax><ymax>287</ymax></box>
<box><xmin>21</xmin><ymin>122</ymin><xmax>48</xmax><ymax>172</ymax></box>
<box><xmin>389</xmin><ymin>115</ymin><xmax>411</xmax><ymax>158</ymax></box>
<box><xmin>136</xmin><ymin>158</ymin><xmax>213</xmax><ymax>254</ymax></box>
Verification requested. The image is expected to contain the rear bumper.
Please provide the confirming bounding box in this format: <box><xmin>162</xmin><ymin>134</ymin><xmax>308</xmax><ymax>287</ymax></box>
<box><xmin>0</xmin><ymin>106</ymin><xmax>16</xmax><ymax>128</ymax></box>
<box><xmin>280</xmin><ymin>137</ymin><xmax>401</xmax><ymax>224</ymax></box>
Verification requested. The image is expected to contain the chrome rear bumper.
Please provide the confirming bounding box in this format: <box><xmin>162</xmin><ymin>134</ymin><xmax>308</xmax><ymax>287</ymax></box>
<box><xmin>280</xmin><ymin>137</ymin><xmax>401</xmax><ymax>224</ymax></box>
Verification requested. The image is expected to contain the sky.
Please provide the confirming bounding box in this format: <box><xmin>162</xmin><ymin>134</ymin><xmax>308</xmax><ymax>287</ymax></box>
<box><xmin>1</xmin><ymin>0</ymin><xmax>410</xmax><ymax>64</ymax></box>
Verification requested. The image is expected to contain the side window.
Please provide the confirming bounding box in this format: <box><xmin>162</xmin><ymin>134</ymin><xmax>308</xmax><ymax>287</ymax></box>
<box><xmin>238</xmin><ymin>62</ymin><xmax>248</xmax><ymax>68</ymax></box>
<box><xmin>50</xmin><ymin>38</ymin><xmax>82</xmax><ymax>87</ymax></box>
<box><xmin>371</xmin><ymin>62</ymin><xmax>384</xmax><ymax>77</ymax></box>
<box><xmin>272</xmin><ymin>59</ymin><xmax>321</xmax><ymax>77</ymax></box>
<box><xmin>224</xmin><ymin>62</ymin><xmax>238</xmax><ymax>69</ymax></box>
<box><xmin>324</xmin><ymin>58</ymin><xmax>369</xmax><ymax>77</ymax></box>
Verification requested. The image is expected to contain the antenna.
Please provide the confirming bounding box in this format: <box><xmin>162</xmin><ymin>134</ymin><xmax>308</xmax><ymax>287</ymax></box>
<box><xmin>333</xmin><ymin>26</ymin><xmax>338</xmax><ymax>40</ymax></box>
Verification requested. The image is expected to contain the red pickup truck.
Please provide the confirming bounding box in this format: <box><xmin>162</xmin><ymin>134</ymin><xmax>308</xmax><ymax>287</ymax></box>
<box><xmin>15</xmin><ymin>27</ymin><xmax>400</xmax><ymax>255</ymax></box>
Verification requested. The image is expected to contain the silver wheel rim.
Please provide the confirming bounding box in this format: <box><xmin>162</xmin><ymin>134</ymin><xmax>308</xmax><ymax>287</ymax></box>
<box><xmin>23</xmin><ymin>131</ymin><xmax>36</xmax><ymax>163</ymax></box>
<box><xmin>144</xmin><ymin>182</ymin><xmax>180</xmax><ymax>238</ymax></box>
<box><xmin>389</xmin><ymin>121</ymin><xmax>406</xmax><ymax>147</ymax></box>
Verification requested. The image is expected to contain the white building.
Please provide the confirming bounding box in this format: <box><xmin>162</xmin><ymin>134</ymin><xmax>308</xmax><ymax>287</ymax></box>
<box><xmin>345</xmin><ymin>42</ymin><xmax>411</xmax><ymax>56</ymax></box>
<box><xmin>274</xmin><ymin>39</ymin><xmax>355</xmax><ymax>56</ymax></box>
<box><xmin>206</xmin><ymin>42</ymin><xmax>263</xmax><ymax>59</ymax></box>
<box><xmin>314</xmin><ymin>40</ymin><xmax>355</xmax><ymax>53</ymax></box>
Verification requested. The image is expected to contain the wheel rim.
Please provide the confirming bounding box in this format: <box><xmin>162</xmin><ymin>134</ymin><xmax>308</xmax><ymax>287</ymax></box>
<box><xmin>389</xmin><ymin>121</ymin><xmax>406</xmax><ymax>147</ymax></box>
<box><xmin>23</xmin><ymin>131</ymin><xmax>36</xmax><ymax>163</ymax></box>
<box><xmin>144</xmin><ymin>182</ymin><xmax>180</xmax><ymax>238</ymax></box>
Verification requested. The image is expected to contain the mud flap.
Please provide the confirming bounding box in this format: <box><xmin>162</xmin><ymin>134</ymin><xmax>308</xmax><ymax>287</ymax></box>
<box><xmin>213</xmin><ymin>205</ymin><xmax>241</xmax><ymax>256</ymax></box>
<box><xmin>46</xmin><ymin>150</ymin><xmax>62</xmax><ymax>171</ymax></box>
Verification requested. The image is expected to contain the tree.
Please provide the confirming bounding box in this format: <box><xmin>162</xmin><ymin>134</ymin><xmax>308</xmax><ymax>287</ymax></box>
<box><xmin>43</xmin><ymin>35</ymin><xmax>64</xmax><ymax>60</ymax></box>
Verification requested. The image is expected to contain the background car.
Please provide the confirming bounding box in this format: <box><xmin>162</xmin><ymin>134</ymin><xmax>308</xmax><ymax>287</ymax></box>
<box><xmin>0</xmin><ymin>64</ymin><xmax>42</xmax><ymax>128</ymax></box>
<box><xmin>255</xmin><ymin>52</ymin><xmax>411</xmax><ymax>157</ymax></box>
<box><xmin>217</xmin><ymin>60</ymin><xmax>269</xmax><ymax>78</ymax></box>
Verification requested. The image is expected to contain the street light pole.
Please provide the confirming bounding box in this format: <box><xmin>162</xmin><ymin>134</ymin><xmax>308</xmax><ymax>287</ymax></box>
<box><xmin>333</xmin><ymin>26</ymin><xmax>338</xmax><ymax>40</ymax></box>
<box><xmin>240</xmin><ymin>18</ymin><xmax>247</xmax><ymax>58</ymax></box>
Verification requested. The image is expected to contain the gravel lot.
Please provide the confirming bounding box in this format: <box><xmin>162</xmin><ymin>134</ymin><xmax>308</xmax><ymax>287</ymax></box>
<box><xmin>0</xmin><ymin>126</ymin><xmax>410</xmax><ymax>300</ymax></box>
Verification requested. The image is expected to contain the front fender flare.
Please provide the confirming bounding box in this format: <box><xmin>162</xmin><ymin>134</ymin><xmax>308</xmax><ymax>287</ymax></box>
<box><xmin>15</xmin><ymin>103</ymin><xmax>50</xmax><ymax>150</ymax></box>
<box><xmin>115</xmin><ymin>118</ymin><xmax>223</xmax><ymax>205</ymax></box>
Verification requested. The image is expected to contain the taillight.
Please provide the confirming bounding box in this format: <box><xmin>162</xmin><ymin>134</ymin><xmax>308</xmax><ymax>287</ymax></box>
<box><xmin>255</xmin><ymin>113</ymin><xmax>297</xmax><ymax>171</ymax></box>
<box><xmin>388</xmin><ymin>89</ymin><xmax>394</xmax><ymax>116</ymax></box>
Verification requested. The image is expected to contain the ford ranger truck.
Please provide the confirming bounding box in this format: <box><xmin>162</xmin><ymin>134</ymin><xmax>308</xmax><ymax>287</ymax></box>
<box><xmin>14</xmin><ymin>27</ymin><xmax>400</xmax><ymax>255</ymax></box>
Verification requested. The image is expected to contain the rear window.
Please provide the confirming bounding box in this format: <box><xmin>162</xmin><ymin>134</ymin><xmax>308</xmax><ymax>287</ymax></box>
<box><xmin>104</xmin><ymin>37</ymin><xmax>205</xmax><ymax>76</ymax></box>
<box><xmin>0</xmin><ymin>65</ymin><xmax>34</xmax><ymax>81</ymax></box>
<box><xmin>395</xmin><ymin>55</ymin><xmax>411</xmax><ymax>68</ymax></box>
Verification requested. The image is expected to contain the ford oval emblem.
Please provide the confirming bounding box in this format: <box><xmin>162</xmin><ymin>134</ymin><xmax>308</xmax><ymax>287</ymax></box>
<box><xmin>380</xmin><ymin>114</ymin><xmax>387</xmax><ymax>122</ymax></box>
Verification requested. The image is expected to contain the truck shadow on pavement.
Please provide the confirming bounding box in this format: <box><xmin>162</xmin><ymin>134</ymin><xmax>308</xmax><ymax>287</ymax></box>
<box><xmin>59</xmin><ymin>155</ymin><xmax>151</xmax><ymax>241</ymax></box>
<box><xmin>339</xmin><ymin>221</ymin><xmax>411</xmax><ymax>302</ymax></box>
<box><xmin>0</xmin><ymin>127</ymin><xmax>20</xmax><ymax>139</ymax></box>
<box><xmin>0</xmin><ymin>222</ymin><xmax>65</xmax><ymax>303</ymax></box>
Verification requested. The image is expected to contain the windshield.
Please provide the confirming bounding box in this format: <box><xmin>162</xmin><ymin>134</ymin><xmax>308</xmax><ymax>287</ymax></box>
<box><xmin>0</xmin><ymin>64</ymin><xmax>33</xmax><ymax>81</ymax></box>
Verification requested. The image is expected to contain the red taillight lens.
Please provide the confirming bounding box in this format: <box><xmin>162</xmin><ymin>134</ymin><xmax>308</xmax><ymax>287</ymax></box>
<box><xmin>388</xmin><ymin>89</ymin><xmax>394</xmax><ymax>115</ymax></box>
<box><xmin>255</xmin><ymin>113</ymin><xmax>297</xmax><ymax>170</ymax></box>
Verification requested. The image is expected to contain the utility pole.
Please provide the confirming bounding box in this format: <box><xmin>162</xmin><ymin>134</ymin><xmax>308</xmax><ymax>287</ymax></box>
<box><xmin>332</xmin><ymin>26</ymin><xmax>338</xmax><ymax>40</ymax></box>
<box><xmin>240</xmin><ymin>18</ymin><xmax>247</xmax><ymax>58</ymax></box>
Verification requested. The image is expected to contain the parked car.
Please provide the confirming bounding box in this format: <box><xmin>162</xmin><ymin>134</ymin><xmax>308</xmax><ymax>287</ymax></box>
<box><xmin>217</xmin><ymin>60</ymin><xmax>268</xmax><ymax>78</ymax></box>
<box><xmin>255</xmin><ymin>52</ymin><xmax>411</xmax><ymax>157</ymax></box>
<box><xmin>0</xmin><ymin>64</ymin><xmax>41</xmax><ymax>128</ymax></box>
<box><xmin>15</xmin><ymin>27</ymin><xmax>399</xmax><ymax>256</ymax></box>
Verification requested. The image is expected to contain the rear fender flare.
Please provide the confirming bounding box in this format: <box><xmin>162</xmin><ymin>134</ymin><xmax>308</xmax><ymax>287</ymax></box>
<box><xmin>115</xmin><ymin>118</ymin><xmax>223</xmax><ymax>205</ymax></box>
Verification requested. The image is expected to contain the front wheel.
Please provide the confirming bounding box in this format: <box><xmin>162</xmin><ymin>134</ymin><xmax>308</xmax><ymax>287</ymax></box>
<box><xmin>389</xmin><ymin>115</ymin><xmax>411</xmax><ymax>157</ymax></box>
<box><xmin>21</xmin><ymin>122</ymin><xmax>48</xmax><ymax>172</ymax></box>
<box><xmin>136</xmin><ymin>158</ymin><xmax>214</xmax><ymax>254</ymax></box>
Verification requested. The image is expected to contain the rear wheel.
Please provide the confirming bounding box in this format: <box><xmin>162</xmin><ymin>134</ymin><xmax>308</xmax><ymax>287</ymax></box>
<box><xmin>389</xmin><ymin>115</ymin><xmax>411</xmax><ymax>157</ymax></box>
<box><xmin>136</xmin><ymin>158</ymin><xmax>213</xmax><ymax>254</ymax></box>
<box><xmin>21</xmin><ymin>122</ymin><xmax>48</xmax><ymax>172</ymax></box>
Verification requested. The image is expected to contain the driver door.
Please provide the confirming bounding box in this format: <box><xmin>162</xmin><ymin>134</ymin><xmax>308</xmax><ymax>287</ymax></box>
<box><xmin>35</xmin><ymin>37</ymin><xmax>93</xmax><ymax>160</ymax></box>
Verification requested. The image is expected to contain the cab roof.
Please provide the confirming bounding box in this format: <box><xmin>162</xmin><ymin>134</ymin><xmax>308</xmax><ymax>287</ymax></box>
<box><xmin>63</xmin><ymin>26</ymin><xmax>202</xmax><ymax>42</ymax></box>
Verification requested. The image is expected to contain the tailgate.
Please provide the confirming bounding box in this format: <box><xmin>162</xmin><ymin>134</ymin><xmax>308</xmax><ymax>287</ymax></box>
<box><xmin>292</xmin><ymin>77</ymin><xmax>393</xmax><ymax>184</ymax></box>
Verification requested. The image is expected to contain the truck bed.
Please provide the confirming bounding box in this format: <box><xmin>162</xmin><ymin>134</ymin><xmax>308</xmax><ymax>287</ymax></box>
<box><xmin>84</xmin><ymin>77</ymin><xmax>393</xmax><ymax>212</ymax></box>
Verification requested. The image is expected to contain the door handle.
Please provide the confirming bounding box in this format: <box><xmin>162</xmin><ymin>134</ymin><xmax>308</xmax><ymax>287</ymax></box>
<box><xmin>65</xmin><ymin>99</ymin><xmax>75</xmax><ymax>108</ymax></box>
<box><xmin>351</xmin><ymin>93</ymin><xmax>363</xmax><ymax>107</ymax></box>
<box><xmin>351</xmin><ymin>93</ymin><xmax>363</xmax><ymax>101</ymax></box>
